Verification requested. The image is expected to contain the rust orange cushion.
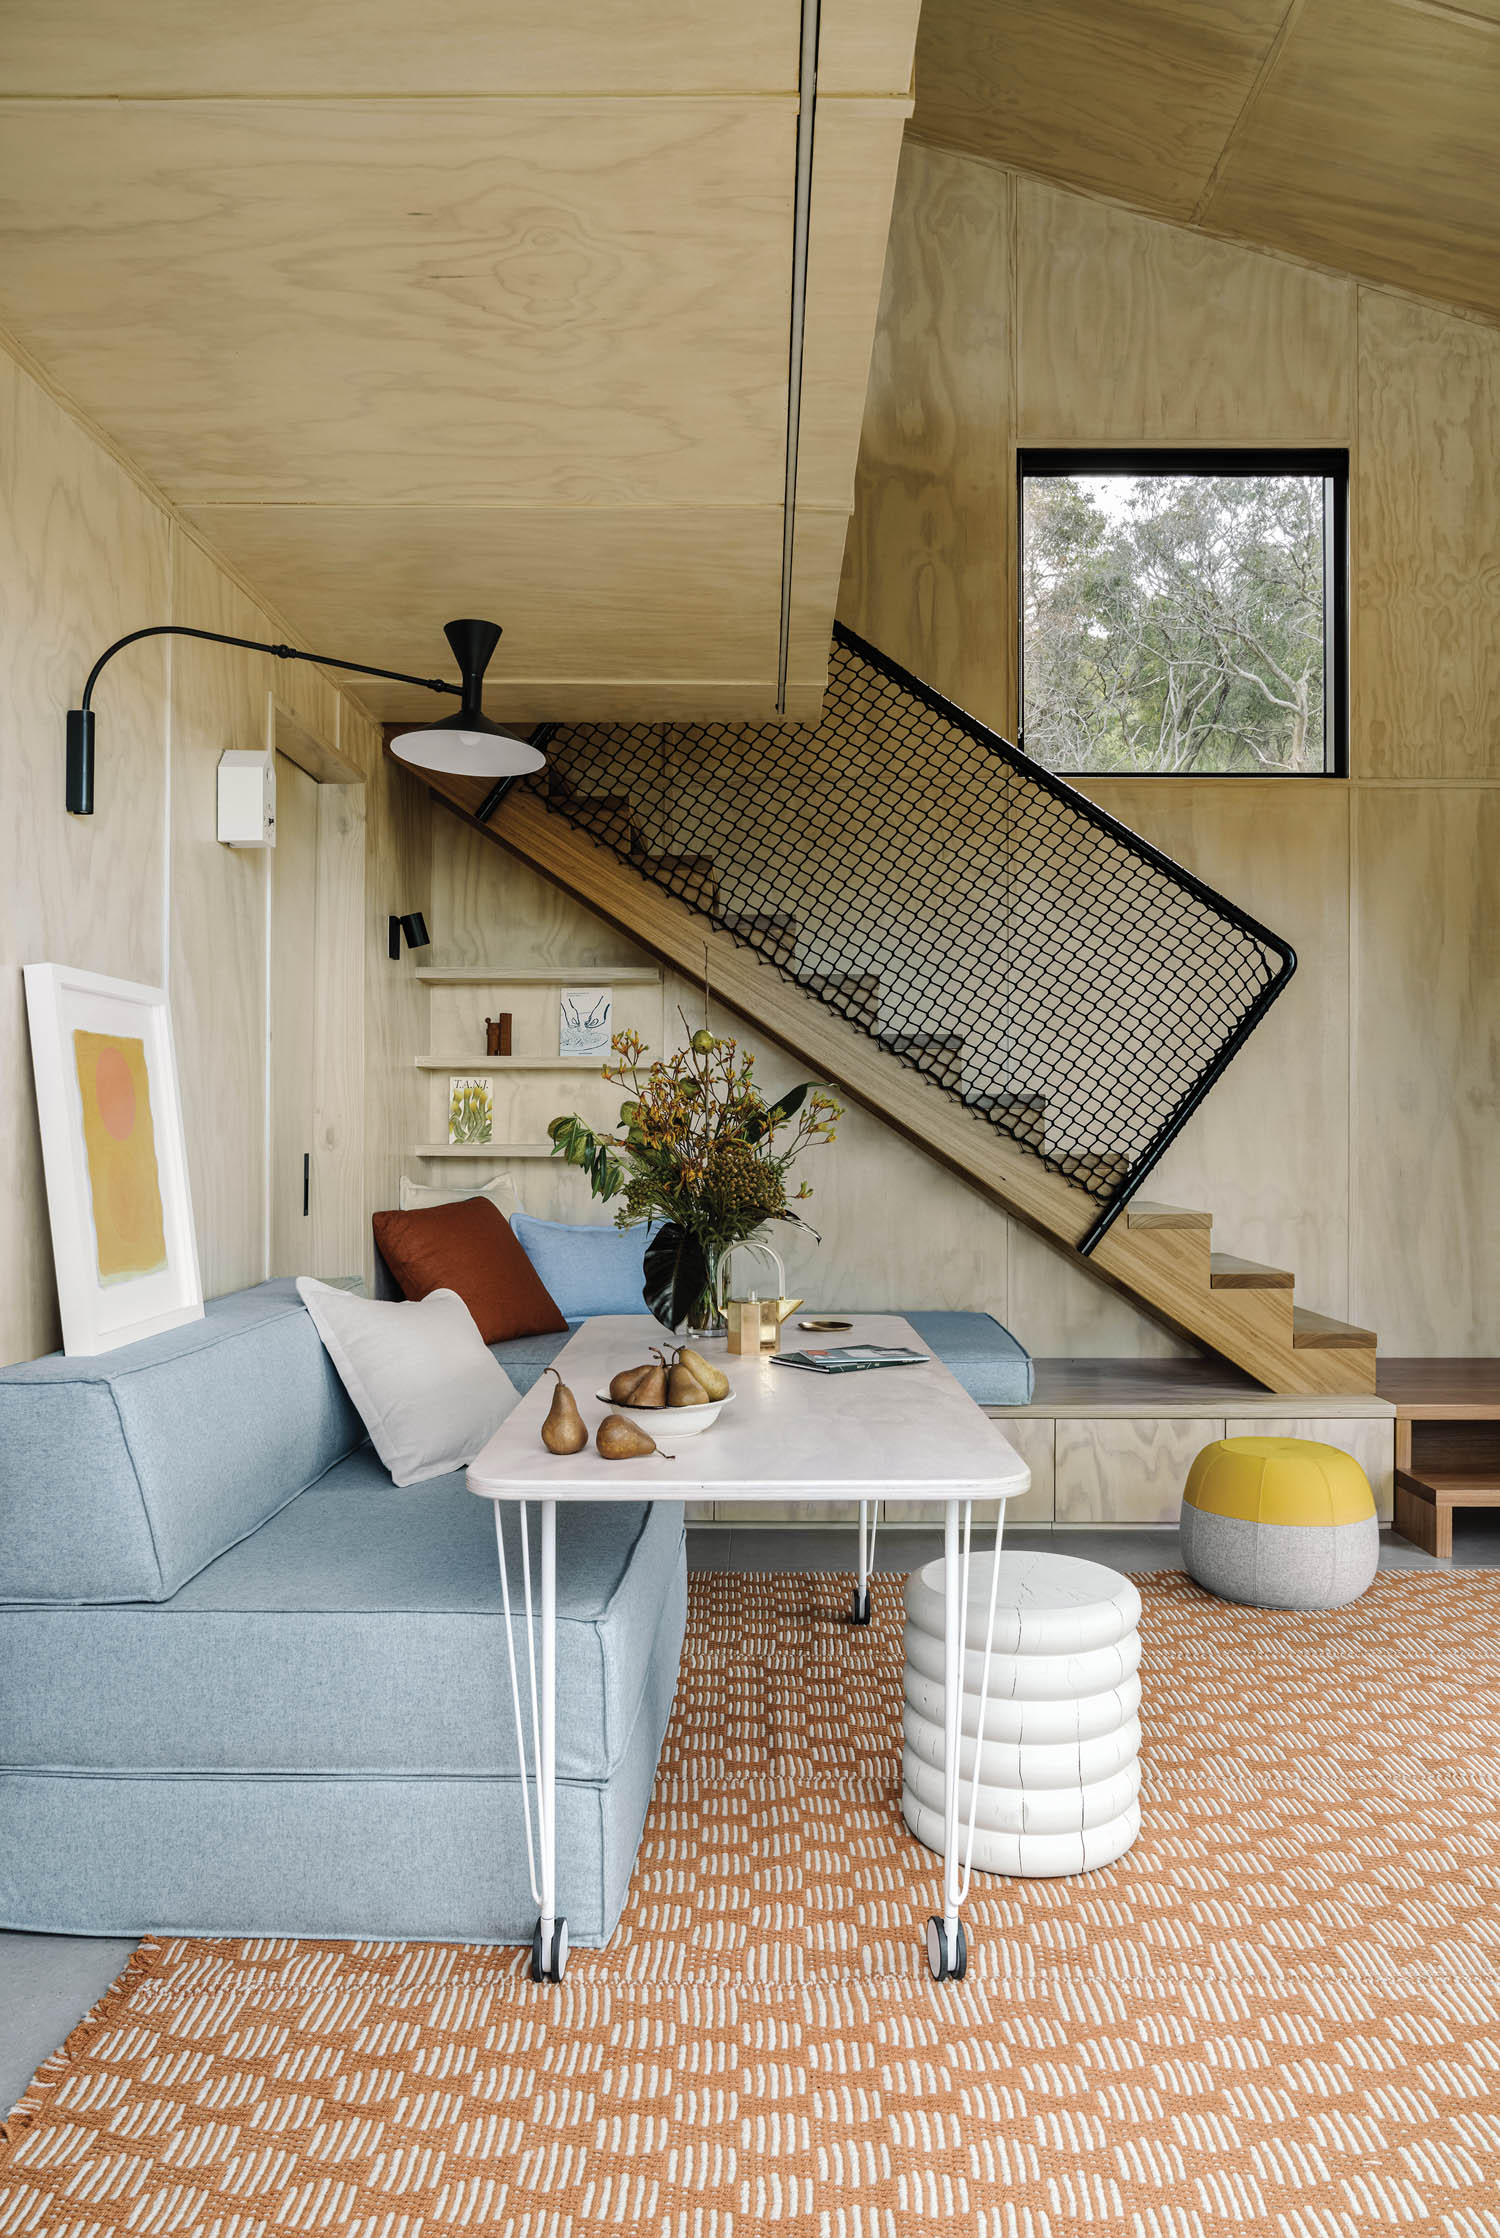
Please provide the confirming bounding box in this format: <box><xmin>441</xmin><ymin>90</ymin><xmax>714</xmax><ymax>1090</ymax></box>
<box><xmin>372</xmin><ymin>1198</ymin><xmax>567</xmax><ymax>1345</ymax></box>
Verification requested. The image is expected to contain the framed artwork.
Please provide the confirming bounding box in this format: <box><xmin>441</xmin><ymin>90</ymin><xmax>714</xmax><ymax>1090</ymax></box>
<box><xmin>23</xmin><ymin>963</ymin><xmax>203</xmax><ymax>1357</ymax></box>
<box><xmin>448</xmin><ymin>1075</ymin><xmax>495</xmax><ymax>1144</ymax></box>
<box><xmin>559</xmin><ymin>985</ymin><xmax>612</xmax><ymax>1058</ymax></box>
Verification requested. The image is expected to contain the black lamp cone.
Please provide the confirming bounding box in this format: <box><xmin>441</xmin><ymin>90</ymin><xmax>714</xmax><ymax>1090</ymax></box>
<box><xmin>430</xmin><ymin>618</ymin><xmax>505</xmax><ymax>734</ymax></box>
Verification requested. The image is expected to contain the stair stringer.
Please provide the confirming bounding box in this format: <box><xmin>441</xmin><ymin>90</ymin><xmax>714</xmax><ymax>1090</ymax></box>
<box><xmin>417</xmin><ymin>770</ymin><xmax>1367</xmax><ymax>1394</ymax></box>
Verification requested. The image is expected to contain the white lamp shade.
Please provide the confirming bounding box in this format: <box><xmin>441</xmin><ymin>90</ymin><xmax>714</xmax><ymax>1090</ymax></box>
<box><xmin>390</xmin><ymin>726</ymin><xmax>546</xmax><ymax>780</ymax></box>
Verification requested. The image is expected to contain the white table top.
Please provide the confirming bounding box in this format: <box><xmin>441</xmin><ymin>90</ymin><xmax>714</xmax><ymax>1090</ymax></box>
<box><xmin>468</xmin><ymin>1314</ymin><xmax>1032</xmax><ymax>1507</ymax></box>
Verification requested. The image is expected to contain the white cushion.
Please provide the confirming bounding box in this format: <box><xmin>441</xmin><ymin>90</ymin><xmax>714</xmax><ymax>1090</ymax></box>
<box><xmin>296</xmin><ymin>1278</ymin><xmax>519</xmax><ymax>1487</ymax></box>
<box><xmin>398</xmin><ymin>1172</ymin><xmax>520</xmax><ymax>1217</ymax></box>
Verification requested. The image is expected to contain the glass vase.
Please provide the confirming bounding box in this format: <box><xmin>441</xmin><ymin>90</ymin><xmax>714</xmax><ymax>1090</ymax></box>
<box><xmin>682</xmin><ymin>1236</ymin><xmax>728</xmax><ymax>1339</ymax></box>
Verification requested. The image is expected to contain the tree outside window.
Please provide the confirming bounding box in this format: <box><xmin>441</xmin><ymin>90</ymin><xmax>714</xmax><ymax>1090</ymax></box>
<box><xmin>1020</xmin><ymin>452</ymin><xmax>1346</xmax><ymax>776</ymax></box>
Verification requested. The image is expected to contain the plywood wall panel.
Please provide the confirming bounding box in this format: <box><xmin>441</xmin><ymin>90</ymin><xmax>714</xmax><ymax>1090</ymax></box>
<box><xmin>837</xmin><ymin>142</ymin><xmax>1014</xmax><ymax>733</ymax></box>
<box><xmin>1351</xmin><ymin>787</ymin><xmax>1500</xmax><ymax>1356</ymax></box>
<box><xmin>796</xmin><ymin>99</ymin><xmax>915</xmax><ymax>514</ymax></box>
<box><xmin>1355</xmin><ymin>291</ymin><xmax>1500</xmax><ymax>780</ymax></box>
<box><xmin>0</xmin><ymin>352</ymin><xmax>171</xmax><ymax>1365</ymax></box>
<box><xmin>1203</xmin><ymin>0</ymin><xmax>1500</xmax><ymax>326</ymax></box>
<box><xmin>1017</xmin><ymin>178</ymin><xmax>1355</xmax><ymax>444</ymax></box>
<box><xmin>0</xmin><ymin>99</ymin><xmax>796</xmax><ymax>512</ymax></box>
<box><xmin>1</xmin><ymin>3</ymin><xmax>805</xmax><ymax>97</ymax></box>
<box><xmin>911</xmin><ymin>0</ymin><xmax>1294</xmax><ymax>222</ymax></box>
<box><xmin>182</xmin><ymin>505</ymin><xmax>786</xmax><ymax>723</ymax></box>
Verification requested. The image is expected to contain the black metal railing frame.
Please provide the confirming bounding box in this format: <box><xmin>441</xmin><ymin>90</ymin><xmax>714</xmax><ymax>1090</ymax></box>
<box><xmin>520</xmin><ymin>623</ymin><xmax>1297</xmax><ymax>1255</ymax></box>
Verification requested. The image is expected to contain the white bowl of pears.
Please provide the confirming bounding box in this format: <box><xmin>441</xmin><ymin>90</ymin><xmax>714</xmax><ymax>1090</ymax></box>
<box><xmin>596</xmin><ymin>1344</ymin><xmax>734</xmax><ymax>1437</ymax></box>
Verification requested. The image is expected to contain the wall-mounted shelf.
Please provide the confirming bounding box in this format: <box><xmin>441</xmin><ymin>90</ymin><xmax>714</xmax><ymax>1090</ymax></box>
<box><xmin>415</xmin><ymin>1142</ymin><xmax>557</xmax><ymax>1160</ymax></box>
<box><xmin>416</xmin><ymin>965</ymin><xmax>660</xmax><ymax>987</ymax></box>
<box><xmin>415</xmin><ymin>1055</ymin><xmax>606</xmax><ymax>1072</ymax></box>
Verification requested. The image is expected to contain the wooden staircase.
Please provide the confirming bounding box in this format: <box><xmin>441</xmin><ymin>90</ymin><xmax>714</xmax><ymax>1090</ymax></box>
<box><xmin>407</xmin><ymin>757</ymin><xmax>1377</xmax><ymax>1395</ymax></box>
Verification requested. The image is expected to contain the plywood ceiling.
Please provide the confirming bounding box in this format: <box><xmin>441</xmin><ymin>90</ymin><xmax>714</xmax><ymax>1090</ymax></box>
<box><xmin>0</xmin><ymin>2</ymin><xmax>919</xmax><ymax>721</ymax></box>
<box><xmin>911</xmin><ymin>0</ymin><xmax>1500</xmax><ymax>326</ymax></box>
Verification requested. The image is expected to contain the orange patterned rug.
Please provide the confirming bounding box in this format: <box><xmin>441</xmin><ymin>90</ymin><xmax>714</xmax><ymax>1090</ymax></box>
<box><xmin>4</xmin><ymin>1568</ymin><xmax>1500</xmax><ymax>2234</ymax></box>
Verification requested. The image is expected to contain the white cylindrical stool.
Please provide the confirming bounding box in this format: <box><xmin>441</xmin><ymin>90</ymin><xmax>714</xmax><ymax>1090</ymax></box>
<box><xmin>902</xmin><ymin>1550</ymin><xmax>1143</xmax><ymax>1878</ymax></box>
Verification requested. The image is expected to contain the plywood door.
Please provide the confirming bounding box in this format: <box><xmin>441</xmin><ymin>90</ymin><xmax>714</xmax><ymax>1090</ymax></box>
<box><xmin>270</xmin><ymin>753</ymin><xmax>320</xmax><ymax>1275</ymax></box>
<box><xmin>1055</xmin><ymin>1416</ymin><xmax>1224</xmax><ymax>1526</ymax></box>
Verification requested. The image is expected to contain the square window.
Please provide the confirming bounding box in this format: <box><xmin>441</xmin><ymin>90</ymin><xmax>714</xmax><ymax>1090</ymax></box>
<box><xmin>1020</xmin><ymin>450</ymin><xmax>1347</xmax><ymax>776</ymax></box>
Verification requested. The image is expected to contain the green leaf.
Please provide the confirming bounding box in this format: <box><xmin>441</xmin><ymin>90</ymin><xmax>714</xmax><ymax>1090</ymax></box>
<box><xmin>743</xmin><ymin>1080</ymin><xmax>815</xmax><ymax>1143</ymax></box>
<box><xmin>642</xmin><ymin>1221</ymin><xmax>711</xmax><ymax>1334</ymax></box>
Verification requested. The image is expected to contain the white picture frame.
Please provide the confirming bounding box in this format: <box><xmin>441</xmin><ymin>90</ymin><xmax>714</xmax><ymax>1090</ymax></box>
<box><xmin>559</xmin><ymin>985</ymin><xmax>613</xmax><ymax>1059</ymax></box>
<box><xmin>23</xmin><ymin>962</ymin><xmax>203</xmax><ymax>1356</ymax></box>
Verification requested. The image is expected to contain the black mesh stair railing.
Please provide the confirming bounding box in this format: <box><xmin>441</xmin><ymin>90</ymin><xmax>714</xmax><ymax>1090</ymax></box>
<box><xmin>520</xmin><ymin>624</ymin><xmax>1296</xmax><ymax>1254</ymax></box>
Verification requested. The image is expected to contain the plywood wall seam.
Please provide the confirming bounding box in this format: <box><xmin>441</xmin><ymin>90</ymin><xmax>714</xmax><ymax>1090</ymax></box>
<box><xmin>1188</xmin><ymin>0</ymin><xmax>1309</xmax><ymax>228</ymax></box>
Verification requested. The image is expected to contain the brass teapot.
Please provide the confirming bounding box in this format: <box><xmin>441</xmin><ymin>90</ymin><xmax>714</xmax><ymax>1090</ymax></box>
<box><xmin>718</xmin><ymin>1240</ymin><xmax>803</xmax><ymax>1355</ymax></box>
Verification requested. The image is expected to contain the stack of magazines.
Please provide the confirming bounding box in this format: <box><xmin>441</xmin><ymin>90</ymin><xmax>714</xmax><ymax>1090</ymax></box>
<box><xmin>770</xmin><ymin>1344</ymin><xmax>928</xmax><ymax>1375</ymax></box>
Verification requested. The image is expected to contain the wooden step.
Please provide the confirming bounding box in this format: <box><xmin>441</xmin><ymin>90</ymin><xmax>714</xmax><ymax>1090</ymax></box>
<box><xmin>1210</xmin><ymin>1252</ymin><xmax>1294</xmax><ymax>1289</ymax></box>
<box><xmin>562</xmin><ymin>794</ymin><xmax>637</xmax><ymax>852</ymax></box>
<box><xmin>877</xmin><ymin>1029</ymin><xmax>965</xmax><ymax>1093</ymax></box>
<box><xmin>803</xmin><ymin>971</ymin><xmax>881</xmax><ymax>1030</ymax></box>
<box><xmin>1394</xmin><ymin>1466</ymin><xmax>1500</xmax><ymax>1557</ymax></box>
<box><xmin>722</xmin><ymin>911</ymin><xmax>799</xmax><ymax>967</ymax></box>
<box><xmin>1293</xmin><ymin>1306</ymin><xmax>1377</xmax><ymax>1350</ymax></box>
<box><xmin>637</xmin><ymin>854</ymin><xmax>719</xmax><ymax>912</ymax></box>
<box><xmin>1125</xmin><ymin>1201</ymin><xmax>1213</xmax><ymax>1231</ymax></box>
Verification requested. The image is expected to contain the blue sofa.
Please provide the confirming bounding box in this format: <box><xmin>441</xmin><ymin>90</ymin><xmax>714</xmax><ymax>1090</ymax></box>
<box><xmin>0</xmin><ymin>1281</ymin><xmax>686</xmax><ymax>1944</ymax></box>
<box><xmin>0</xmin><ymin>1282</ymin><xmax>1031</xmax><ymax>1942</ymax></box>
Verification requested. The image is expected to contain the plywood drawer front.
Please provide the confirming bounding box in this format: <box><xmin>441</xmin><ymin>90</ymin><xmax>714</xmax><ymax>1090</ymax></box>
<box><xmin>884</xmin><ymin>1416</ymin><xmax>1055</xmax><ymax>1526</ymax></box>
<box><xmin>717</xmin><ymin>1500</ymin><xmax>864</xmax><ymax>1525</ymax></box>
<box><xmin>1223</xmin><ymin>1417</ymin><xmax>1396</xmax><ymax>1523</ymax></box>
<box><xmin>684</xmin><ymin>1503</ymin><xmax>717</xmax><ymax>1524</ymax></box>
<box><xmin>1056</xmin><ymin>1416</ymin><xmax>1224</xmax><ymax>1525</ymax></box>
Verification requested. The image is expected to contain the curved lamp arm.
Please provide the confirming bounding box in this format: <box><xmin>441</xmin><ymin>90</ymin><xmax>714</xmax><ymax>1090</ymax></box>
<box><xmin>66</xmin><ymin>624</ymin><xmax>464</xmax><ymax>815</ymax></box>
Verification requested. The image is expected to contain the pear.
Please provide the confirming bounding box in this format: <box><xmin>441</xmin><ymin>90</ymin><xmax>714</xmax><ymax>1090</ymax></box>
<box><xmin>540</xmin><ymin>1369</ymin><xmax>587</xmax><ymax>1455</ymax></box>
<box><xmin>596</xmin><ymin>1412</ymin><xmax>659</xmax><ymax>1460</ymax></box>
<box><xmin>629</xmin><ymin>1355</ymin><xmax>670</xmax><ymax>1408</ymax></box>
<box><xmin>667</xmin><ymin>1360</ymin><xmax>710</xmax><ymax>1408</ymax></box>
<box><xmin>609</xmin><ymin>1362</ymin><xmax>656</xmax><ymax>1403</ymax></box>
<box><xmin>675</xmin><ymin>1345</ymin><xmax>730</xmax><ymax>1402</ymax></box>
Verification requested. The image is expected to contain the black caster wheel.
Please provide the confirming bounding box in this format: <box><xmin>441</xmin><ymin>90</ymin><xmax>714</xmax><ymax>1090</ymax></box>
<box><xmin>925</xmin><ymin>1915</ymin><xmax>968</xmax><ymax>1982</ymax></box>
<box><xmin>530</xmin><ymin>1917</ymin><xmax>569</xmax><ymax>1984</ymax></box>
<box><xmin>850</xmin><ymin>1586</ymin><xmax>872</xmax><ymax>1625</ymax></box>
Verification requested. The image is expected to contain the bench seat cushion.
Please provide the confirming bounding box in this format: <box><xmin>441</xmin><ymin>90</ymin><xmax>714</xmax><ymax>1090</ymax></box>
<box><xmin>902</xmin><ymin>1311</ymin><xmax>1034</xmax><ymax>1406</ymax></box>
<box><xmin>0</xmin><ymin>1281</ymin><xmax>363</xmax><ymax>1607</ymax></box>
<box><xmin>1</xmin><ymin>1458</ymin><xmax>683</xmax><ymax>1784</ymax></box>
<box><xmin>489</xmin><ymin>1327</ymin><xmax>573</xmax><ymax>1394</ymax></box>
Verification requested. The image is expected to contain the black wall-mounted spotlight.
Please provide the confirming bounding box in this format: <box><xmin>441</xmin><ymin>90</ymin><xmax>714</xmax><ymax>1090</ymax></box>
<box><xmin>388</xmin><ymin>912</ymin><xmax>430</xmax><ymax>962</ymax></box>
<box><xmin>65</xmin><ymin>618</ymin><xmax>545</xmax><ymax>816</ymax></box>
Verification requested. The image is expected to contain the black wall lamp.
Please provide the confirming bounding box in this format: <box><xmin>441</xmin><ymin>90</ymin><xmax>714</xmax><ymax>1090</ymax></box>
<box><xmin>388</xmin><ymin>912</ymin><xmax>430</xmax><ymax>962</ymax></box>
<box><xmin>66</xmin><ymin>616</ymin><xmax>546</xmax><ymax>816</ymax></box>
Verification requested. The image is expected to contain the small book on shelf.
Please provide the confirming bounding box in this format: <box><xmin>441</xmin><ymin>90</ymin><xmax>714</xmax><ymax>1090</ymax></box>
<box><xmin>770</xmin><ymin>1345</ymin><xmax>928</xmax><ymax>1375</ymax></box>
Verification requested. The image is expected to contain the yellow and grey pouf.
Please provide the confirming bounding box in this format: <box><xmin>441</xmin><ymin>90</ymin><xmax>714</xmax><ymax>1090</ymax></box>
<box><xmin>901</xmin><ymin>1551</ymin><xmax>1142</xmax><ymax>1877</ymax></box>
<box><xmin>1182</xmin><ymin>1436</ymin><xmax>1378</xmax><ymax>1610</ymax></box>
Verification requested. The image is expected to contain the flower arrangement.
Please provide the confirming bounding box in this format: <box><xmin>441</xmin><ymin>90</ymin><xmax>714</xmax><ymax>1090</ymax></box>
<box><xmin>548</xmin><ymin>1024</ymin><xmax>842</xmax><ymax>1332</ymax></box>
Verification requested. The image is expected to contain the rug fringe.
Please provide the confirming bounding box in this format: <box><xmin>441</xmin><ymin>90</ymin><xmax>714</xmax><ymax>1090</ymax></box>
<box><xmin>0</xmin><ymin>1937</ymin><xmax>166</xmax><ymax>2158</ymax></box>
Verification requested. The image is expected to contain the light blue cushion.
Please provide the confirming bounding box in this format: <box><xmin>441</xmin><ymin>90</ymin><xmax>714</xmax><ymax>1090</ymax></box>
<box><xmin>903</xmin><ymin>1311</ymin><xmax>1034</xmax><ymax>1406</ymax></box>
<box><xmin>489</xmin><ymin>1328</ymin><xmax>572</xmax><ymax>1394</ymax></box>
<box><xmin>1</xmin><ymin>1465</ymin><xmax>682</xmax><ymax>1782</ymax></box>
<box><xmin>0</xmin><ymin>1280</ymin><xmax>364</xmax><ymax>1607</ymax></box>
<box><xmin>511</xmin><ymin>1212</ymin><xmax>655</xmax><ymax>1322</ymax></box>
<box><xmin>0</xmin><ymin>1603</ymin><xmax>683</xmax><ymax>1942</ymax></box>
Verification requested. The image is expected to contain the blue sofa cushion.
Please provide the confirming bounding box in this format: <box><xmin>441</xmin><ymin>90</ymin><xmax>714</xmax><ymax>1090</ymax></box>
<box><xmin>903</xmin><ymin>1311</ymin><xmax>1034</xmax><ymax>1406</ymax></box>
<box><xmin>489</xmin><ymin>1328</ymin><xmax>572</xmax><ymax>1394</ymax></box>
<box><xmin>511</xmin><ymin>1213</ymin><xmax>656</xmax><ymax>1321</ymax></box>
<box><xmin>0</xmin><ymin>1281</ymin><xmax>364</xmax><ymax>1607</ymax></box>
<box><xmin>1</xmin><ymin>1459</ymin><xmax>684</xmax><ymax>1785</ymax></box>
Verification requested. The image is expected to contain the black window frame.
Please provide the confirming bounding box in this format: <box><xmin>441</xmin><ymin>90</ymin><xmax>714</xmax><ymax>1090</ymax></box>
<box><xmin>1018</xmin><ymin>447</ymin><xmax>1349</xmax><ymax>780</ymax></box>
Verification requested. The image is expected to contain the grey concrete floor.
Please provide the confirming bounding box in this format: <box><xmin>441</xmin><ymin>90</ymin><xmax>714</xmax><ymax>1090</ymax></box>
<box><xmin>5</xmin><ymin>1518</ymin><xmax>1496</xmax><ymax>2116</ymax></box>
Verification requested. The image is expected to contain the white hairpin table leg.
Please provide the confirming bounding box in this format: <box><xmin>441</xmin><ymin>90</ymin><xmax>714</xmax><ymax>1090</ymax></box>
<box><xmin>851</xmin><ymin>1499</ymin><xmax>876</xmax><ymax>1624</ymax></box>
<box><xmin>926</xmin><ymin>1493</ymin><xmax>1006</xmax><ymax>1982</ymax></box>
<box><xmin>493</xmin><ymin>1496</ymin><xmax>567</xmax><ymax>1985</ymax></box>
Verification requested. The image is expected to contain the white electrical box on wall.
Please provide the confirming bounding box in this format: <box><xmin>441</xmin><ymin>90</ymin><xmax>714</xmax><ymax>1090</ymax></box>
<box><xmin>217</xmin><ymin>750</ymin><xmax>276</xmax><ymax>847</ymax></box>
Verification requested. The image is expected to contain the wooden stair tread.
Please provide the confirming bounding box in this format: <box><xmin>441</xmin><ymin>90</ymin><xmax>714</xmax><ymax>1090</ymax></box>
<box><xmin>1210</xmin><ymin>1252</ymin><xmax>1295</xmax><ymax>1289</ymax></box>
<box><xmin>1397</xmin><ymin>1466</ymin><xmax>1500</xmax><ymax>1502</ymax></box>
<box><xmin>1293</xmin><ymin>1305</ymin><xmax>1378</xmax><ymax>1350</ymax></box>
<box><xmin>1125</xmin><ymin>1202</ymin><xmax>1213</xmax><ymax>1230</ymax></box>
